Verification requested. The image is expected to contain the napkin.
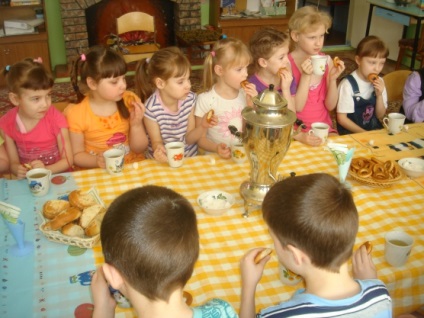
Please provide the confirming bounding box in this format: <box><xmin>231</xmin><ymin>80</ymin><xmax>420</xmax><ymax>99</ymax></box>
<box><xmin>0</xmin><ymin>201</ymin><xmax>21</xmax><ymax>224</ymax></box>
<box><xmin>327</xmin><ymin>143</ymin><xmax>355</xmax><ymax>183</ymax></box>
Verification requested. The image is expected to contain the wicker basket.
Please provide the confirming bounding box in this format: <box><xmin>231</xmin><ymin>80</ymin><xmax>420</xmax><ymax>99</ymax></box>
<box><xmin>39</xmin><ymin>188</ymin><xmax>104</xmax><ymax>248</ymax></box>
<box><xmin>348</xmin><ymin>169</ymin><xmax>405</xmax><ymax>188</ymax></box>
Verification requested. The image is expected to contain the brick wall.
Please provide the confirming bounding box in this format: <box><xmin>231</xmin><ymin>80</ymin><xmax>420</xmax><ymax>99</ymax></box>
<box><xmin>59</xmin><ymin>0</ymin><xmax>201</xmax><ymax>64</ymax></box>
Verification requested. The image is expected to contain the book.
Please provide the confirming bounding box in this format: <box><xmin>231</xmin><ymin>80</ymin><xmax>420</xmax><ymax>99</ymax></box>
<box><xmin>5</xmin><ymin>26</ymin><xmax>35</xmax><ymax>35</ymax></box>
<box><xmin>4</xmin><ymin>18</ymin><xmax>44</xmax><ymax>30</ymax></box>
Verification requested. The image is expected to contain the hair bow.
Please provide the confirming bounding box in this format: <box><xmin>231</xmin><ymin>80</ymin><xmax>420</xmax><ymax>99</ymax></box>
<box><xmin>210</xmin><ymin>51</ymin><xmax>216</xmax><ymax>57</ymax></box>
<box><xmin>81</xmin><ymin>54</ymin><xmax>86</xmax><ymax>61</ymax></box>
<box><xmin>220</xmin><ymin>34</ymin><xmax>227</xmax><ymax>40</ymax></box>
<box><xmin>33</xmin><ymin>57</ymin><xmax>43</xmax><ymax>64</ymax></box>
<box><xmin>5</xmin><ymin>65</ymin><xmax>11</xmax><ymax>72</ymax></box>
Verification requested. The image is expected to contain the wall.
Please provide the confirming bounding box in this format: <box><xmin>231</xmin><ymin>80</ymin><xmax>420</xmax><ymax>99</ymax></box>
<box><xmin>45</xmin><ymin>0</ymin><xmax>67</xmax><ymax>70</ymax></box>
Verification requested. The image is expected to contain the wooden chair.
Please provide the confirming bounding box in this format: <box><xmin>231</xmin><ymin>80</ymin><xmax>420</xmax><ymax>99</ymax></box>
<box><xmin>382</xmin><ymin>70</ymin><xmax>412</xmax><ymax>113</ymax></box>
<box><xmin>395</xmin><ymin>27</ymin><xmax>424</xmax><ymax>70</ymax></box>
<box><xmin>116</xmin><ymin>12</ymin><xmax>160</xmax><ymax>64</ymax></box>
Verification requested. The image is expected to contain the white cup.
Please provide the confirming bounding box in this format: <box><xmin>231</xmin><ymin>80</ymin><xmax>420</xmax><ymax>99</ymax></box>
<box><xmin>308</xmin><ymin>122</ymin><xmax>329</xmax><ymax>144</ymax></box>
<box><xmin>103</xmin><ymin>148</ymin><xmax>125</xmax><ymax>175</ymax></box>
<box><xmin>311</xmin><ymin>55</ymin><xmax>327</xmax><ymax>75</ymax></box>
<box><xmin>279</xmin><ymin>264</ymin><xmax>302</xmax><ymax>285</ymax></box>
<box><xmin>26</xmin><ymin>168</ymin><xmax>51</xmax><ymax>197</ymax></box>
<box><xmin>383</xmin><ymin>113</ymin><xmax>406</xmax><ymax>135</ymax></box>
<box><xmin>231</xmin><ymin>142</ymin><xmax>247</xmax><ymax>164</ymax></box>
<box><xmin>385</xmin><ymin>231</ymin><xmax>414</xmax><ymax>267</ymax></box>
<box><xmin>165</xmin><ymin>142</ymin><xmax>185</xmax><ymax>168</ymax></box>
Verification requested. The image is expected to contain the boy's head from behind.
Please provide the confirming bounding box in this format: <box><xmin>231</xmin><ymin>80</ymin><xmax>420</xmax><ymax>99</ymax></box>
<box><xmin>262</xmin><ymin>173</ymin><xmax>358</xmax><ymax>272</ymax></box>
<box><xmin>249</xmin><ymin>28</ymin><xmax>290</xmax><ymax>74</ymax></box>
<box><xmin>101</xmin><ymin>185</ymin><xmax>199</xmax><ymax>301</ymax></box>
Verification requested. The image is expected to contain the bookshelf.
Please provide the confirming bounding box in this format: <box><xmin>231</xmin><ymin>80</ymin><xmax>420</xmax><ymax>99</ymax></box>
<box><xmin>0</xmin><ymin>0</ymin><xmax>50</xmax><ymax>87</ymax></box>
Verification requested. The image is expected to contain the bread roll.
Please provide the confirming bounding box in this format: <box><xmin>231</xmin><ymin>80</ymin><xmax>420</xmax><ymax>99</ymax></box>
<box><xmin>361</xmin><ymin>241</ymin><xmax>373</xmax><ymax>254</ymax></box>
<box><xmin>69</xmin><ymin>190</ymin><xmax>97</xmax><ymax>210</ymax></box>
<box><xmin>43</xmin><ymin>207</ymin><xmax>81</xmax><ymax>231</ymax></box>
<box><xmin>254</xmin><ymin>248</ymin><xmax>272</xmax><ymax>264</ymax></box>
<box><xmin>241</xmin><ymin>80</ymin><xmax>249</xmax><ymax>89</ymax></box>
<box><xmin>62</xmin><ymin>223</ymin><xmax>85</xmax><ymax>238</ymax></box>
<box><xmin>333</xmin><ymin>56</ymin><xmax>341</xmax><ymax>67</ymax></box>
<box><xmin>367</xmin><ymin>73</ymin><xmax>378</xmax><ymax>83</ymax></box>
<box><xmin>43</xmin><ymin>200</ymin><xmax>70</xmax><ymax>219</ymax></box>
<box><xmin>206</xmin><ymin>109</ymin><xmax>214</xmax><ymax>123</ymax></box>
<box><xmin>79</xmin><ymin>204</ymin><xmax>105</xmax><ymax>229</ymax></box>
<box><xmin>84</xmin><ymin>212</ymin><xmax>106</xmax><ymax>237</ymax></box>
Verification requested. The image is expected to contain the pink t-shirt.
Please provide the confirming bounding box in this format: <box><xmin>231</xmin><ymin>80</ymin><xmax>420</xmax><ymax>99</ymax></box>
<box><xmin>0</xmin><ymin>106</ymin><xmax>68</xmax><ymax>165</ymax></box>
<box><xmin>288</xmin><ymin>53</ymin><xmax>335</xmax><ymax>132</ymax></box>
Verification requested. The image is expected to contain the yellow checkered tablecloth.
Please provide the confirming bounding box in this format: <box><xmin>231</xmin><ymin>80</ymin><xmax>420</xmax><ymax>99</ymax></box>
<box><xmin>72</xmin><ymin>126</ymin><xmax>424</xmax><ymax>318</ymax></box>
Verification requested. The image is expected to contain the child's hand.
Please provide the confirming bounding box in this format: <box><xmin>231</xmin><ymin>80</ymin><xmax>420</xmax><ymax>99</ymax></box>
<box><xmin>352</xmin><ymin>244</ymin><xmax>377</xmax><ymax>280</ymax></box>
<box><xmin>301</xmin><ymin>58</ymin><xmax>313</xmax><ymax>75</ymax></box>
<box><xmin>153</xmin><ymin>145</ymin><xmax>168</xmax><ymax>163</ymax></box>
<box><xmin>17</xmin><ymin>164</ymin><xmax>29</xmax><ymax>179</ymax></box>
<box><xmin>91</xmin><ymin>267</ymin><xmax>117</xmax><ymax>317</ymax></box>
<box><xmin>30</xmin><ymin>160</ymin><xmax>45</xmax><ymax>169</ymax></box>
<box><xmin>129</xmin><ymin>100</ymin><xmax>146</xmax><ymax>127</ymax></box>
<box><xmin>201</xmin><ymin>112</ymin><xmax>217</xmax><ymax>128</ymax></box>
<box><xmin>295</xmin><ymin>131</ymin><xmax>323</xmax><ymax>147</ymax></box>
<box><xmin>97</xmin><ymin>154</ymin><xmax>106</xmax><ymax>169</ymax></box>
<box><xmin>242</xmin><ymin>82</ymin><xmax>258</xmax><ymax>98</ymax></box>
<box><xmin>240</xmin><ymin>248</ymin><xmax>270</xmax><ymax>289</ymax></box>
<box><xmin>329</xmin><ymin>58</ymin><xmax>345</xmax><ymax>81</ymax></box>
<box><xmin>372</xmin><ymin>77</ymin><xmax>385</xmax><ymax>96</ymax></box>
<box><xmin>216</xmin><ymin>143</ymin><xmax>231</xmax><ymax>159</ymax></box>
<box><xmin>279</xmin><ymin>67</ymin><xmax>293</xmax><ymax>91</ymax></box>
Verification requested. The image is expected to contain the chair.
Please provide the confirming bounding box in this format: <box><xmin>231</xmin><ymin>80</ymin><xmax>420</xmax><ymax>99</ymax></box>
<box><xmin>382</xmin><ymin>70</ymin><xmax>412</xmax><ymax>113</ymax></box>
<box><xmin>116</xmin><ymin>12</ymin><xmax>160</xmax><ymax>64</ymax></box>
<box><xmin>395</xmin><ymin>27</ymin><xmax>424</xmax><ymax>70</ymax></box>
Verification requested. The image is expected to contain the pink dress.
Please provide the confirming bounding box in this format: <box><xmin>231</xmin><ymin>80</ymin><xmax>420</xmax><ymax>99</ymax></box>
<box><xmin>288</xmin><ymin>53</ymin><xmax>336</xmax><ymax>132</ymax></box>
<box><xmin>0</xmin><ymin>106</ymin><xmax>68</xmax><ymax>165</ymax></box>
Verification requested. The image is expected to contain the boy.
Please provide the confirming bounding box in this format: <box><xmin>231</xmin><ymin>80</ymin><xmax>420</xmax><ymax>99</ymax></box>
<box><xmin>239</xmin><ymin>173</ymin><xmax>392</xmax><ymax>317</ymax></box>
<box><xmin>91</xmin><ymin>185</ymin><xmax>238</xmax><ymax>318</ymax></box>
<box><xmin>248</xmin><ymin>27</ymin><xmax>296</xmax><ymax>113</ymax></box>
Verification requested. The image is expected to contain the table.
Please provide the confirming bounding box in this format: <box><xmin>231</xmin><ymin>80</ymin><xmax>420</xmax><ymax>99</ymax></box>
<box><xmin>1</xmin><ymin>124</ymin><xmax>424</xmax><ymax>317</ymax></box>
<box><xmin>366</xmin><ymin>0</ymin><xmax>424</xmax><ymax>70</ymax></box>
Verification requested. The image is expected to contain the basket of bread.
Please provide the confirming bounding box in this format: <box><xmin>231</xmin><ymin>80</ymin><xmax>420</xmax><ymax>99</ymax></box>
<box><xmin>348</xmin><ymin>157</ymin><xmax>405</xmax><ymax>188</ymax></box>
<box><xmin>39</xmin><ymin>188</ymin><xmax>106</xmax><ymax>248</ymax></box>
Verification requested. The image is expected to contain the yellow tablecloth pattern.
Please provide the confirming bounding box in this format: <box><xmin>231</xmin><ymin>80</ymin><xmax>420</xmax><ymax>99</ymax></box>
<box><xmin>72</xmin><ymin>125</ymin><xmax>424</xmax><ymax>318</ymax></box>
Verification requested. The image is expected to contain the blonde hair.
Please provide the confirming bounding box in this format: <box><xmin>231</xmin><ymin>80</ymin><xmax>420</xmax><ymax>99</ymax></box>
<box><xmin>289</xmin><ymin>6</ymin><xmax>332</xmax><ymax>35</ymax></box>
<box><xmin>135</xmin><ymin>47</ymin><xmax>191</xmax><ymax>102</ymax></box>
<box><xmin>202</xmin><ymin>37</ymin><xmax>251</xmax><ymax>93</ymax></box>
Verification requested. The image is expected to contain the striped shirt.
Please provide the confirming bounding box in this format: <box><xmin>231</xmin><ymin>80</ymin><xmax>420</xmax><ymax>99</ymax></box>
<box><xmin>145</xmin><ymin>90</ymin><xmax>197</xmax><ymax>158</ymax></box>
<box><xmin>258</xmin><ymin>279</ymin><xmax>392</xmax><ymax>318</ymax></box>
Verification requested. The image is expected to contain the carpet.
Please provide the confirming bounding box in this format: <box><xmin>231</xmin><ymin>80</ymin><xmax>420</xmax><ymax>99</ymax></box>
<box><xmin>0</xmin><ymin>59</ymin><xmax>356</xmax><ymax>116</ymax></box>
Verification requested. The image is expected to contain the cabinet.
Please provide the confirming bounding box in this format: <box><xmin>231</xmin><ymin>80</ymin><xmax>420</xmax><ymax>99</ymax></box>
<box><xmin>0</xmin><ymin>1</ymin><xmax>50</xmax><ymax>87</ymax></box>
<box><xmin>209</xmin><ymin>0</ymin><xmax>296</xmax><ymax>44</ymax></box>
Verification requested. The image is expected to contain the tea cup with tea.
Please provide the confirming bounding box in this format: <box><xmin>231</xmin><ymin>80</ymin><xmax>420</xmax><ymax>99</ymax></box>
<box><xmin>308</xmin><ymin>122</ymin><xmax>329</xmax><ymax>144</ymax></box>
<box><xmin>26</xmin><ymin>168</ymin><xmax>52</xmax><ymax>197</ymax></box>
<box><xmin>385</xmin><ymin>230</ymin><xmax>414</xmax><ymax>267</ymax></box>
<box><xmin>231</xmin><ymin>142</ymin><xmax>247</xmax><ymax>164</ymax></box>
<box><xmin>383</xmin><ymin>113</ymin><xmax>406</xmax><ymax>135</ymax></box>
<box><xmin>165</xmin><ymin>142</ymin><xmax>185</xmax><ymax>168</ymax></box>
<box><xmin>103</xmin><ymin>148</ymin><xmax>125</xmax><ymax>175</ymax></box>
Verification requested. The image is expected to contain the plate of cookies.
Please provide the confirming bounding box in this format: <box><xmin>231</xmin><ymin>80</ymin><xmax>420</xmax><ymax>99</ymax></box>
<box><xmin>39</xmin><ymin>188</ymin><xmax>106</xmax><ymax>248</ymax></box>
<box><xmin>348</xmin><ymin>157</ymin><xmax>405</xmax><ymax>188</ymax></box>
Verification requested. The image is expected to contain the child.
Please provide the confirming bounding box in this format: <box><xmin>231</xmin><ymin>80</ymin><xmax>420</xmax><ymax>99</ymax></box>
<box><xmin>288</xmin><ymin>6</ymin><xmax>345</xmax><ymax>146</ymax></box>
<box><xmin>402</xmin><ymin>68</ymin><xmax>424</xmax><ymax>123</ymax></box>
<box><xmin>239</xmin><ymin>173</ymin><xmax>392</xmax><ymax>318</ymax></box>
<box><xmin>194</xmin><ymin>36</ymin><xmax>257</xmax><ymax>159</ymax></box>
<box><xmin>135</xmin><ymin>47</ymin><xmax>201</xmax><ymax>163</ymax></box>
<box><xmin>248</xmin><ymin>27</ymin><xmax>296</xmax><ymax>113</ymax></box>
<box><xmin>65</xmin><ymin>46</ymin><xmax>147</xmax><ymax>169</ymax></box>
<box><xmin>337</xmin><ymin>36</ymin><xmax>389</xmax><ymax>135</ymax></box>
<box><xmin>0</xmin><ymin>58</ymin><xmax>73</xmax><ymax>178</ymax></box>
<box><xmin>90</xmin><ymin>185</ymin><xmax>238</xmax><ymax>318</ymax></box>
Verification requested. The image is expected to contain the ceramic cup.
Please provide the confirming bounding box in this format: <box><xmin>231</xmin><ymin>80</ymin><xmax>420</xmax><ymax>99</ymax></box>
<box><xmin>103</xmin><ymin>148</ymin><xmax>125</xmax><ymax>175</ymax></box>
<box><xmin>311</xmin><ymin>55</ymin><xmax>327</xmax><ymax>75</ymax></box>
<box><xmin>308</xmin><ymin>122</ymin><xmax>329</xmax><ymax>144</ymax></box>
<box><xmin>279</xmin><ymin>264</ymin><xmax>302</xmax><ymax>285</ymax></box>
<box><xmin>383</xmin><ymin>113</ymin><xmax>406</xmax><ymax>135</ymax></box>
<box><xmin>231</xmin><ymin>142</ymin><xmax>247</xmax><ymax>164</ymax></box>
<box><xmin>385</xmin><ymin>230</ymin><xmax>414</xmax><ymax>267</ymax></box>
<box><xmin>165</xmin><ymin>141</ymin><xmax>185</xmax><ymax>168</ymax></box>
<box><xmin>26</xmin><ymin>168</ymin><xmax>51</xmax><ymax>197</ymax></box>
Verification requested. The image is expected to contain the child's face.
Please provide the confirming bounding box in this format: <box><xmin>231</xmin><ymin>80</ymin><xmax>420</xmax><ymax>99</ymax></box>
<box><xmin>355</xmin><ymin>55</ymin><xmax>386</xmax><ymax>81</ymax></box>
<box><xmin>218</xmin><ymin>62</ymin><xmax>249</xmax><ymax>90</ymax></box>
<box><xmin>94</xmin><ymin>75</ymin><xmax>127</xmax><ymax>102</ymax></box>
<box><xmin>161</xmin><ymin>71</ymin><xmax>191</xmax><ymax>101</ymax></box>
<box><xmin>10</xmin><ymin>88</ymin><xmax>52</xmax><ymax>120</ymax></box>
<box><xmin>292</xmin><ymin>25</ymin><xmax>326</xmax><ymax>56</ymax></box>
<box><xmin>263</xmin><ymin>44</ymin><xmax>290</xmax><ymax>75</ymax></box>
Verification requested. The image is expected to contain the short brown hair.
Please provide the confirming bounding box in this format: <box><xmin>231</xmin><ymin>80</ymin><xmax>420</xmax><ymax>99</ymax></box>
<box><xmin>356</xmin><ymin>35</ymin><xmax>389</xmax><ymax>59</ymax></box>
<box><xmin>249</xmin><ymin>28</ymin><xmax>290</xmax><ymax>73</ymax></box>
<box><xmin>101</xmin><ymin>185</ymin><xmax>199</xmax><ymax>301</ymax></box>
<box><xmin>262</xmin><ymin>173</ymin><xmax>358</xmax><ymax>272</ymax></box>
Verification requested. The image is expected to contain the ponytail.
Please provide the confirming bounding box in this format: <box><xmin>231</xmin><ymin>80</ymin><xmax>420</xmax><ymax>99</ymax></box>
<box><xmin>201</xmin><ymin>52</ymin><xmax>215</xmax><ymax>93</ymax></box>
<box><xmin>71</xmin><ymin>56</ymin><xmax>84</xmax><ymax>102</ymax></box>
<box><xmin>135</xmin><ymin>58</ymin><xmax>154</xmax><ymax>103</ymax></box>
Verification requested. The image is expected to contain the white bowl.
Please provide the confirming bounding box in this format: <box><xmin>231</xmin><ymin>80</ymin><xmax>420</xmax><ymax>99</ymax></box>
<box><xmin>398</xmin><ymin>158</ymin><xmax>424</xmax><ymax>178</ymax></box>
<box><xmin>197</xmin><ymin>190</ymin><xmax>235</xmax><ymax>216</ymax></box>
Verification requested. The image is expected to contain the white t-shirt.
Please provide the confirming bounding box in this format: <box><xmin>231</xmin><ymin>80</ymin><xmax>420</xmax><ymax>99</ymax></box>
<box><xmin>337</xmin><ymin>70</ymin><xmax>388</xmax><ymax>114</ymax></box>
<box><xmin>195</xmin><ymin>86</ymin><xmax>246</xmax><ymax>146</ymax></box>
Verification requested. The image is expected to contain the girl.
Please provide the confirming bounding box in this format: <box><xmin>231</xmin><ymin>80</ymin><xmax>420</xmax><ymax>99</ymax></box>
<box><xmin>194</xmin><ymin>37</ymin><xmax>257</xmax><ymax>159</ymax></box>
<box><xmin>65</xmin><ymin>46</ymin><xmax>147</xmax><ymax>169</ymax></box>
<box><xmin>288</xmin><ymin>6</ymin><xmax>345</xmax><ymax>146</ymax></box>
<box><xmin>337</xmin><ymin>36</ymin><xmax>388</xmax><ymax>135</ymax></box>
<box><xmin>0</xmin><ymin>58</ymin><xmax>73</xmax><ymax>179</ymax></box>
<box><xmin>135</xmin><ymin>46</ymin><xmax>203</xmax><ymax>163</ymax></box>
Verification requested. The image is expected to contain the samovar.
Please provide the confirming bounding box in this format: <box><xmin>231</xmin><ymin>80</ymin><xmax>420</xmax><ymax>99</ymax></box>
<box><xmin>229</xmin><ymin>84</ymin><xmax>301</xmax><ymax>217</ymax></box>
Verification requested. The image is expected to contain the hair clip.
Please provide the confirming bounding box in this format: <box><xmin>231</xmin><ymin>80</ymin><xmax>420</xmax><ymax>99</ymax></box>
<box><xmin>81</xmin><ymin>54</ymin><xmax>86</xmax><ymax>61</ymax></box>
<box><xmin>220</xmin><ymin>34</ymin><xmax>227</xmax><ymax>40</ymax></box>
<box><xmin>210</xmin><ymin>51</ymin><xmax>216</xmax><ymax>57</ymax></box>
<box><xmin>5</xmin><ymin>65</ymin><xmax>11</xmax><ymax>72</ymax></box>
<box><xmin>146</xmin><ymin>57</ymin><xmax>151</xmax><ymax>64</ymax></box>
<box><xmin>33</xmin><ymin>57</ymin><xmax>43</xmax><ymax>64</ymax></box>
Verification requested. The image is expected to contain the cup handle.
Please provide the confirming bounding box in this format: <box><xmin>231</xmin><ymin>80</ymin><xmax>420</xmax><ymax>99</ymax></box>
<box><xmin>382</xmin><ymin>117</ymin><xmax>389</xmax><ymax>130</ymax></box>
